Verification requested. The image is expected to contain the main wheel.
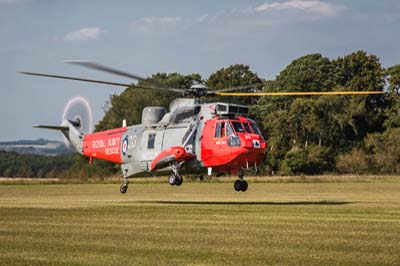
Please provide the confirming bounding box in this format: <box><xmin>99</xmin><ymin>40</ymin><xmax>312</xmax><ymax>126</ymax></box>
<box><xmin>175</xmin><ymin>176</ymin><xmax>183</xmax><ymax>186</ymax></box>
<box><xmin>168</xmin><ymin>174</ymin><xmax>177</xmax><ymax>186</ymax></box>
<box><xmin>234</xmin><ymin>180</ymin><xmax>242</xmax><ymax>192</ymax></box>
<box><xmin>120</xmin><ymin>184</ymin><xmax>128</xmax><ymax>194</ymax></box>
<box><xmin>241</xmin><ymin>180</ymin><xmax>248</xmax><ymax>192</ymax></box>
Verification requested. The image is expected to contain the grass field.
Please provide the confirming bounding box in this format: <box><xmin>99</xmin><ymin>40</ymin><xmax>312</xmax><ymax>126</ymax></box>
<box><xmin>1</xmin><ymin>179</ymin><xmax>400</xmax><ymax>265</ymax></box>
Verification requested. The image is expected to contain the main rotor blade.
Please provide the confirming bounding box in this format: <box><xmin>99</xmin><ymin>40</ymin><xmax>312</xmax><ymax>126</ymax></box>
<box><xmin>65</xmin><ymin>61</ymin><xmax>184</xmax><ymax>92</ymax></box>
<box><xmin>20</xmin><ymin>71</ymin><xmax>132</xmax><ymax>87</ymax></box>
<box><xmin>207</xmin><ymin>84</ymin><xmax>263</xmax><ymax>95</ymax></box>
<box><xmin>19</xmin><ymin>71</ymin><xmax>183</xmax><ymax>93</ymax></box>
<box><xmin>65</xmin><ymin>61</ymin><xmax>147</xmax><ymax>81</ymax></box>
<box><xmin>215</xmin><ymin>91</ymin><xmax>385</xmax><ymax>96</ymax></box>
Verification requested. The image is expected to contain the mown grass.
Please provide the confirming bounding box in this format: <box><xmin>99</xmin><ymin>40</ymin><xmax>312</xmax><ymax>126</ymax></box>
<box><xmin>1</xmin><ymin>180</ymin><xmax>400</xmax><ymax>265</ymax></box>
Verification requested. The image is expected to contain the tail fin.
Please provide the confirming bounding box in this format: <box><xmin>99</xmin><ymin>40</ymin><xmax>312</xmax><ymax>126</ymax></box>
<box><xmin>33</xmin><ymin>120</ymin><xmax>84</xmax><ymax>154</ymax></box>
<box><xmin>33</xmin><ymin>125</ymin><xmax>69</xmax><ymax>131</ymax></box>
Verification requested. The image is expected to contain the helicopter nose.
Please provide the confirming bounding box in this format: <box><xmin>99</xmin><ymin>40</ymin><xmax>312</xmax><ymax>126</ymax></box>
<box><xmin>242</xmin><ymin>135</ymin><xmax>265</xmax><ymax>150</ymax></box>
<box><xmin>229</xmin><ymin>145</ymin><xmax>265</xmax><ymax>170</ymax></box>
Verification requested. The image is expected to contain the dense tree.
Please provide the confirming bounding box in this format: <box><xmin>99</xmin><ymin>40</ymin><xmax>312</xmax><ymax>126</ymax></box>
<box><xmin>283</xmin><ymin>145</ymin><xmax>334</xmax><ymax>175</ymax></box>
<box><xmin>336</xmin><ymin>128</ymin><xmax>400</xmax><ymax>174</ymax></box>
<box><xmin>253</xmin><ymin>54</ymin><xmax>340</xmax><ymax>172</ymax></box>
<box><xmin>274</xmin><ymin>54</ymin><xmax>339</xmax><ymax>92</ymax></box>
<box><xmin>207</xmin><ymin>64</ymin><xmax>263</xmax><ymax>90</ymax></box>
<box><xmin>384</xmin><ymin>64</ymin><xmax>400</xmax><ymax>129</ymax></box>
<box><xmin>253</xmin><ymin>51</ymin><xmax>392</xmax><ymax>174</ymax></box>
<box><xmin>332</xmin><ymin>51</ymin><xmax>386</xmax><ymax>139</ymax></box>
<box><xmin>206</xmin><ymin>64</ymin><xmax>263</xmax><ymax>105</ymax></box>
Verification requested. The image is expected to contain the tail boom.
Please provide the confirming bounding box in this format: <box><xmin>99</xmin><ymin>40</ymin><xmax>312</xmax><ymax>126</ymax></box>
<box><xmin>82</xmin><ymin>127</ymin><xmax>127</xmax><ymax>163</ymax></box>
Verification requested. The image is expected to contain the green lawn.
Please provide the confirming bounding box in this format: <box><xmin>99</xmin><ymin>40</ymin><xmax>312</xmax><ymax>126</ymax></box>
<box><xmin>1</xmin><ymin>180</ymin><xmax>400</xmax><ymax>265</ymax></box>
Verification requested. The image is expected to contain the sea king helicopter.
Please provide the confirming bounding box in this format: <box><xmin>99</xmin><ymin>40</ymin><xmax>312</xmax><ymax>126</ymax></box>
<box><xmin>20</xmin><ymin>62</ymin><xmax>383</xmax><ymax>193</ymax></box>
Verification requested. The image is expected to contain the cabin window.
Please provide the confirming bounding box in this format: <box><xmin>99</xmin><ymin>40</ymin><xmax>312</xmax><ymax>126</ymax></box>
<box><xmin>147</xmin><ymin>133</ymin><xmax>156</xmax><ymax>149</ymax></box>
<box><xmin>231</xmin><ymin>121</ymin><xmax>246</xmax><ymax>133</ymax></box>
<box><xmin>227</xmin><ymin>122</ymin><xmax>241</xmax><ymax>147</ymax></box>
<box><xmin>226</xmin><ymin>122</ymin><xmax>235</xmax><ymax>136</ymax></box>
<box><xmin>215</xmin><ymin>122</ymin><xmax>226</xmax><ymax>138</ymax></box>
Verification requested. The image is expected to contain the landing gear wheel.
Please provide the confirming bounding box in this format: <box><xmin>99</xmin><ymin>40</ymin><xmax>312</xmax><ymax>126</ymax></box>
<box><xmin>234</xmin><ymin>179</ymin><xmax>248</xmax><ymax>192</ymax></box>
<box><xmin>234</xmin><ymin>180</ymin><xmax>242</xmax><ymax>192</ymax></box>
<box><xmin>175</xmin><ymin>176</ymin><xmax>183</xmax><ymax>186</ymax></box>
<box><xmin>168</xmin><ymin>174</ymin><xmax>177</xmax><ymax>186</ymax></box>
<box><xmin>234</xmin><ymin>169</ymin><xmax>248</xmax><ymax>192</ymax></box>
<box><xmin>240</xmin><ymin>180</ymin><xmax>248</xmax><ymax>192</ymax></box>
<box><xmin>120</xmin><ymin>183</ymin><xmax>128</xmax><ymax>194</ymax></box>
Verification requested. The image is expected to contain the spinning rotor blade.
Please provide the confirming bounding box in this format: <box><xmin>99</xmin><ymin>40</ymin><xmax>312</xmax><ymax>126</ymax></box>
<box><xmin>19</xmin><ymin>71</ymin><xmax>183</xmax><ymax>93</ymax></box>
<box><xmin>215</xmin><ymin>91</ymin><xmax>385</xmax><ymax>96</ymax></box>
<box><xmin>65</xmin><ymin>61</ymin><xmax>184</xmax><ymax>93</ymax></box>
<box><xmin>65</xmin><ymin>61</ymin><xmax>147</xmax><ymax>81</ymax></box>
<box><xmin>20</xmin><ymin>71</ymin><xmax>132</xmax><ymax>87</ymax></box>
<box><xmin>207</xmin><ymin>84</ymin><xmax>263</xmax><ymax>95</ymax></box>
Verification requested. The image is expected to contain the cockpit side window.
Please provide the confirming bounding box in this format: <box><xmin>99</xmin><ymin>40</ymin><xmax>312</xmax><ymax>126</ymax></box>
<box><xmin>215</xmin><ymin>122</ymin><xmax>226</xmax><ymax>138</ymax></box>
<box><xmin>243</xmin><ymin>122</ymin><xmax>252</xmax><ymax>133</ymax></box>
<box><xmin>226</xmin><ymin>122</ymin><xmax>235</xmax><ymax>136</ymax></box>
<box><xmin>250</xmin><ymin>123</ymin><xmax>262</xmax><ymax>136</ymax></box>
<box><xmin>231</xmin><ymin>121</ymin><xmax>246</xmax><ymax>133</ymax></box>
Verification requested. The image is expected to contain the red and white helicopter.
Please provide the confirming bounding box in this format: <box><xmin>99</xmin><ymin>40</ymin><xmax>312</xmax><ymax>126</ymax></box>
<box><xmin>21</xmin><ymin>62</ymin><xmax>383</xmax><ymax>193</ymax></box>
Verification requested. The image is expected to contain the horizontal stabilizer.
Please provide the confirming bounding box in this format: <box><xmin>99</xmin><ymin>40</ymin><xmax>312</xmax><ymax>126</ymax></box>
<box><xmin>33</xmin><ymin>125</ymin><xmax>69</xmax><ymax>131</ymax></box>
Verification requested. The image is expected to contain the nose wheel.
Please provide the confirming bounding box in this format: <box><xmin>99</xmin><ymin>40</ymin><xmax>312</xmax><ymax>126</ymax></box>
<box><xmin>234</xmin><ymin>179</ymin><xmax>248</xmax><ymax>192</ymax></box>
<box><xmin>168</xmin><ymin>161</ymin><xmax>184</xmax><ymax>187</ymax></box>
<box><xmin>234</xmin><ymin>169</ymin><xmax>248</xmax><ymax>192</ymax></box>
<box><xmin>120</xmin><ymin>180</ymin><xmax>128</xmax><ymax>194</ymax></box>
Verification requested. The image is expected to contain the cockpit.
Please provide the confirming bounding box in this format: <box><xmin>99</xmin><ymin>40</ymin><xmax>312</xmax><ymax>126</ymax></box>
<box><xmin>201</xmin><ymin>115</ymin><xmax>266</xmax><ymax>172</ymax></box>
<box><xmin>214</xmin><ymin>118</ymin><xmax>263</xmax><ymax>137</ymax></box>
<box><xmin>214</xmin><ymin>117</ymin><xmax>264</xmax><ymax>147</ymax></box>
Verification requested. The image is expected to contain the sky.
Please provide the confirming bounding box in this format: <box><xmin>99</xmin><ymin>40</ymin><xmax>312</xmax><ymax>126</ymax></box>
<box><xmin>1</xmin><ymin>0</ymin><xmax>399</xmax><ymax>141</ymax></box>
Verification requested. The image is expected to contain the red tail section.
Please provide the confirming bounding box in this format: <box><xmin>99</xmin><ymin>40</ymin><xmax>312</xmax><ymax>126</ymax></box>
<box><xmin>82</xmin><ymin>127</ymin><xmax>127</xmax><ymax>163</ymax></box>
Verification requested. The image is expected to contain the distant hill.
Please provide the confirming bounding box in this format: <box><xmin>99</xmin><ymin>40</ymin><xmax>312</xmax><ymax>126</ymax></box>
<box><xmin>0</xmin><ymin>139</ymin><xmax>74</xmax><ymax>156</ymax></box>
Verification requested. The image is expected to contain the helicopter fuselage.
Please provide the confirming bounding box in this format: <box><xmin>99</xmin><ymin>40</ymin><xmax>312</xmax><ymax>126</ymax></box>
<box><xmin>81</xmin><ymin>99</ymin><xmax>266</xmax><ymax>178</ymax></box>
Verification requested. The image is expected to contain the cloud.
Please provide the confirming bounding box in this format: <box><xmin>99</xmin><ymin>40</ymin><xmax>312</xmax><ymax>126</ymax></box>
<box><xmin>129</xmin><ymin>1</ymin><xmax>347</xmax><ymax>33</ymax></box>
<box><xmin>127</xmin><ymin>1</ymin><xmax>347</xmax><ymax>38</ymax></box>
<box><xmin>194</xmin><ymin>14</ymin><xmax>209</xmax><ymax>23</ymax></box>
<box><xmin>130</xmin><ymin>16</ymin><xmax>182</xmax><ymax>33</ymax></box>
<box><xmin>255</xmin><ymin>0</ymin><xmax>347</xmax><ymax>17</ymax></box>
<box><xmin>64</xmin><ymin>27</ymin><xmax>106</xmax><ymax>42</ymax></box>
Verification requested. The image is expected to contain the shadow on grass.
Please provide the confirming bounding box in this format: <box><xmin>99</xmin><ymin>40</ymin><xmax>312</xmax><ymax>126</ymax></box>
<box><xmin>136</xmin><ymin>200</ymin><xmax>352</xmax><ymax>206</ymax></box>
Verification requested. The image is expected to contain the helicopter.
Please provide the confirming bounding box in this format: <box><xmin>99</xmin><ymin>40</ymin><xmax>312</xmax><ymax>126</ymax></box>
<box><xmin>20</xmin><ymin>62</ymin><xmax>384</xmax><ymax>193</ymax></box>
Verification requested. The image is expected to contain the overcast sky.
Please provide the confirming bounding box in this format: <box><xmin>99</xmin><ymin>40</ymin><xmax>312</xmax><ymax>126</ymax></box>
<box><xmin>1</xmin><ymin>0</ymin><xmax>399</xmax><ymax>141</ymax></box>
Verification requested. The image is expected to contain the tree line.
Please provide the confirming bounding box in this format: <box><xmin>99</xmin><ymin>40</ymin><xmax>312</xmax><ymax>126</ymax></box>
<box><xmin>0</xmin><ymin>150</ymin><xmax>116</xmax><ymax>179</ymax></box>
<box><xmin>1</xmin><ymin>50</ymin><xmax>399</xmax><ymax>178</ymax></box>
<box><xmin>96</xmin><ymin>50</ymin><xmax>400</xmax><ymax>175</ymax></box>
<box><xmin>0</xmin><ymin>151</ymin><xmax>74</xmax><ymax>178</ymax></box>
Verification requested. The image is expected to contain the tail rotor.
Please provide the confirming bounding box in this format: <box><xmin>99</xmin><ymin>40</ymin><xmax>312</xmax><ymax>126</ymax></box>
<box><xmin>62</xmin><ymin>97</ymin><xmax>93</xmax><ymax>135</ymax></box>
